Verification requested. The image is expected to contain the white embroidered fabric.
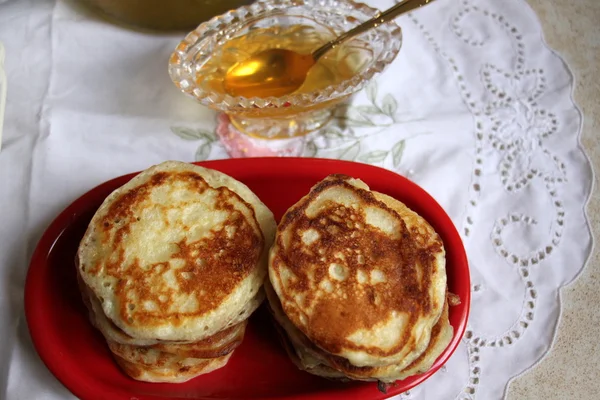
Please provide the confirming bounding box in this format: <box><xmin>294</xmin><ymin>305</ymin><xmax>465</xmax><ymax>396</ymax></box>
<box><xmin>0</xmin><ymin>0</ymin><xmax>592</xmax><ymax>399</ymax></box>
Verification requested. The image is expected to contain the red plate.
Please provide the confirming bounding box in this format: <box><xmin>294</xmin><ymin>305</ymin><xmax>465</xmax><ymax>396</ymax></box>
<box><xmin>25</xmin><ymin>158</ymin><xmax>470</xmax><ymax>400</ymax></box>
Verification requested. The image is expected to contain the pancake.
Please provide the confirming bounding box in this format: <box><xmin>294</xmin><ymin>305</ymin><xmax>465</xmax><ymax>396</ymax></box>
<box><xmin>147</xmin><ymin>321</ymin><xmax>245</xmax><ymax>359</ymax></box>
<box><xmin>77</xmin><ymin>161</ymin><xmax>276</xmax><ymax>342</ymax></box>
<box><xmin>81</xmin><ymin>275</ymin><xmax>263</xmax><ymax>350</ymax></box>
<box><xmin>291</xmin><ymin>304</ymin><xmax>452</xmax><ymax>382</ymax></box>
<box><xmin>75</xmin><ymin>161</ymin><xmax>276</xmax><ymax>382</ymax></box>
<box><xmin>267</xmin><ymin>279</ymin><xmax>452</xmax><ymax>382</ymax></box>
<box><xmin>83</xmin><ymin>284</ymin><xmax>248</xmax><ymax>357</ymax></box>
<box><xmin>269</xmin><ymin>307</ymin><xmax>348</xmax><ymax>381</ymax></box>
<box><xmin>268</xmin><ymin>174</ymin><xmax>447</xmax><ymax>373</ymax></box>
<box><xmin>108</xmin><ymin>340</ymin><xmax>233</xmax><ymax>383</ymax></box>
<box><xmin>383</xmin><ymin>301</ymin><xmax>452</xmax><ymax>381</ymax></box>
<box><xmin>79</xmin><ymin>271</ymin><xmax>253</xmax><ymax>380</ymax></box>
<box><xmin>265</xmin><ymin>280</ymin><xmax>348</xmax><ymax>380</ymax></box>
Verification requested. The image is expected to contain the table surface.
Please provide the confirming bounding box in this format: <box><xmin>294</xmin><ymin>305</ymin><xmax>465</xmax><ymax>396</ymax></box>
<box><xmin>509</xmin><ymin>0</ymin><xmax>599</xmax><ymax>399</ymax></box>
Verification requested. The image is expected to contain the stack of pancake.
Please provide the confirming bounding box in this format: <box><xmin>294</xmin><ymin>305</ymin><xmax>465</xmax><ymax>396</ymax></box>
<box><xmin>267</xmin><ymin>174</ymin><xmax>452</xmax><ymax>383</ymax></box>
<box><xmin>76</xmin><ymin>161</ymin><xmax>276</xmax><ymax>382</ymax></box>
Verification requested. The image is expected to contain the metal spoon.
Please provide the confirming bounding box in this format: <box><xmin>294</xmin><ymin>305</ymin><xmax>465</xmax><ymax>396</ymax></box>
<box><xmin>223</xmin><ymin>0</ymin><xmax>436</xmax><ymax>98</ymax></box>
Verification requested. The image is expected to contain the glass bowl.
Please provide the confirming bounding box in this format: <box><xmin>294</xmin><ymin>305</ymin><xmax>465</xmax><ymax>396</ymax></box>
<box><xmin>168</xmin><ymin>0</ymin><xmax>402</xmax><ymax>139</ymax></box>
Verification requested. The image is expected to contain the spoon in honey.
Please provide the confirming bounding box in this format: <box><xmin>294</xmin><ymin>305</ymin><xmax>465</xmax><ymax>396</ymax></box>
<box><xmin>224</xmin><ymin>0</ymin><xmax>437</xmax><ymax>98</ymax></box>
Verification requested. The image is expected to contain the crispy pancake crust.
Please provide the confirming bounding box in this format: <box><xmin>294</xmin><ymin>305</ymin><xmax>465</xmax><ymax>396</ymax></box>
<box><xmin>77</xmin><ymin>161</ymin><xmax>275</xmax><ymax>341</ymax></box>
<box><xmin>269</xmin><ymin>175</ymin><xmax>447</xmax><ymax>368</ymax></box>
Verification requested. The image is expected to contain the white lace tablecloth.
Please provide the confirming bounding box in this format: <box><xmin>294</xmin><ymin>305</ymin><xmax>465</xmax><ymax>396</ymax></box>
<box><xmin>0</xmin><ymin>0</ymin><xmax>592</xmax><ymax>399</ymax></box>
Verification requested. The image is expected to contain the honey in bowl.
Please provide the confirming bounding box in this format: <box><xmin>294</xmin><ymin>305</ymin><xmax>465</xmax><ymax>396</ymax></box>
<box><xmin>195</xmin><ymin>19</ymin><xmax>373</xmax><ymax>117</ymax></box>
<box><xmin>169</xmin><ymin>0</ymin><xmax>403</xmax><ymax>139</ymax></box>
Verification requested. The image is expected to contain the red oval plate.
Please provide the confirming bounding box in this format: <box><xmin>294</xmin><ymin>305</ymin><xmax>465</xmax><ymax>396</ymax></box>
<box><xmin>25</xmin><ymin>157</ymin><xmax>470</xmax><ymax>400</ymax></box>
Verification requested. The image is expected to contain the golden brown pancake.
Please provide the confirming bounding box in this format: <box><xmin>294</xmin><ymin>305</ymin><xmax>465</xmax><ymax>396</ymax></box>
<box><xmin>80</xmin><ymin>270</ymin><xmax>250</xmax><ymax>381</ymax></box>
<box><xmin>266</xmin><ymin>265</ymin><xmax>452</xmax><ymax>383</ymax></box>
<box><xmin>75</xmin><ymin>161</ymin><xmax>276</xmax><ymax>382</ymax></box>
<box><xmin>269</xmin><ymin>175</ymin><xmax>447</xmax><ymax>370</ymax></box>
<box><xmin>80</xmin><ymin>272</ymin><xmax>263</xmax><ymax>350</ymax></box>
<box><xmin>77</xmin><ymin>161</ymin><xmax>275</xmax><ymax>342</ymax></box>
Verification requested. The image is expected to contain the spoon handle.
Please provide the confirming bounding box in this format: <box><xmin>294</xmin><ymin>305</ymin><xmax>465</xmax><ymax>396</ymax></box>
<box><xmin>312</xmin><ymin>0</ymin><xmax>436</xmax><ymax>61</ymax></box>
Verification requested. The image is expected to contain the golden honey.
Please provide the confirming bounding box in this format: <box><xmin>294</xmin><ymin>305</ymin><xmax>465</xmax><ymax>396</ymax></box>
<box><xmin>195</xmin><ymin>23</ymin><xmax>372</xmax><ymax>114</ymax></box>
